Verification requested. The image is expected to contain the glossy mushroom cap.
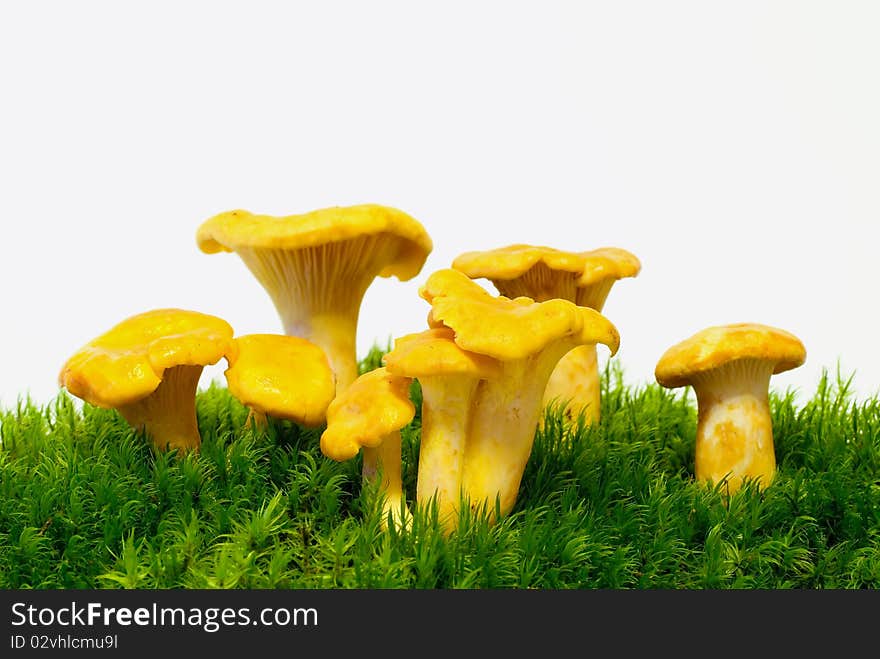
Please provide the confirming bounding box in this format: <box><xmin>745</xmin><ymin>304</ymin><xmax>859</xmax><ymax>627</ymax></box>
<box><xmin>320</xmin><ymin>367</ymin><xmax>416</xmax><ymax>462</ymax></box>
<box><xmin>452</xmin><ymin>244</ymin><xmax>641</xmax><ymax>308</ymax></box>
<box><xmin>655</xmin><ymin>323</ymin><xmax>807</xmax><ymax>389</ymax></box>
<box><xmin>383</xmin><ymin>327</ymin><xmax>501</xmax><ymax>380</ymax></box>
<box><xmin>224</xmin><ymin>334</ymin><xmax>336</xmax><ymax>427</ymax></box>
<box><xmin>196</xmin><ymin>204</ymin><xmax>433</xmax><ymax>282</ymax></box>
<box><xmin>418</xmin><ymin>268</ymin><xmax>620</xmax><ymax>361</ymax></box>
<box><xmin>59</xmin><ymin>308</ymin><xmax>235</xmax><ymax>409</ymax></box>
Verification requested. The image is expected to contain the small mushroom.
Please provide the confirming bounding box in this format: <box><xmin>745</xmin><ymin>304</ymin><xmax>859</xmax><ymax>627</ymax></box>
<box><xmin>654</xmin><ymin>323</ymin><xmax>807</xmax><ymax>495</ymax></box>
<box><xmin>59</xmin><ymin>308</ymin><xmax>235</xmax><ymax>452</ymax></box>
<box><xmin>383</xmin><ymin>327</ymin><xmax>501</xmax><ymax>533</ymax></box>
<box><xmin>320</xmin><ymin>367</ymin><xmax>416</xmax><ymax>530</ymax></box>
<box><xmin>224</xmin><ymin>334</ymin><xmax>336</xmax><ymax>429</ymax></box>
<box><xmin>453</xmin><ymin>244</ymin><xmax>640</xmax><ymax>426</ymax></box>
<box><xmin>420</xmin><ymin>269</ymin><xmax>620</xmax><ymax>521</ymax></box>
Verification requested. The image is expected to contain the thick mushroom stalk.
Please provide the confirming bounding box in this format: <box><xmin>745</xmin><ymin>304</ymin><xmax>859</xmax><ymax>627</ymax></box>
<box><xmin>383</xmin><ymin>328</ymin><xmax>500</xmax><ymax>533</ymax></box>
<box><xmin>58</xmin><ymin>309</ymin><xmax>236</xmax><ymax>453</ymax></box>
<box><xmin>655</xmin><ymin>323</ymin><xmax>807</xmax><ymax>495</ymax></box>
<box><xmin>320</xmin><ymin>367</ymin><xmax>416</xmax><ymax>530</ymax></box>
<box><xmin>453</xmin><ymin>245</ymin><xmax>639</xmax><ymax>426</ymax></box>
<box><xmin>420</xmin><ymin>269</ymin><xmax>620</xmax><ymax>522</ymax></box>
<box><xmin>462</xmin><ymin>341</ymin><xmax>580</xmax><ymax>517</ymax></box>
<box><xmin>197</xmin><ymin>204</ymin><xmax>433</xmax><ymax>486</ymax></box>
<box><xmin>117</xmin><ymin>364</ymin><xmax>205</xmax><ymax>452</ymax></box>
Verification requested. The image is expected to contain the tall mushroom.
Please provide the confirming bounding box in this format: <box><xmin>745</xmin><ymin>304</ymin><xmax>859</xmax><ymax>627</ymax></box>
<box><xmin>224</xmin><ymin>334</ymin><xmax>336</xmax><ymax>429</ymax></box>
<box><xmin>654</xmin><ymin>323</ymin><xmax>807</xmax><ymax>495</ymax></box>
<box><xmin>383</xmin><ymin>327</ymin><xmax>500</xmax><ymax>533</ymax></box>
<box><xmin>320</xmin><ymin>367</ymin><xmax>416</xmax><ymax>530</ymax></box>
<box><xmin>420</xmin><ymin>269</ymin><xmax>620</xmax><ymax>521</ymax></box>
<box><xmin>452</xmin><ymin>244</ymin><xmax>640</xmax><ymax>426</ymax></box>
<box><xmin>196</xmin><ymin>204</ymin><xmax>433</xmax><ymax>480</ymax></box>
<box><xmin>59</xmin><ymin>308</ymin><xmax>236</xmax><ymax>452</ymax></box>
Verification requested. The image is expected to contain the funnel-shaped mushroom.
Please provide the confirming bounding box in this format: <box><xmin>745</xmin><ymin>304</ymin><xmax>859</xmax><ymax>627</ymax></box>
<box><xmin>196</xmin><ymin>204</ymin><xmax>432</xmax><ymax>391</ymax></box>
<box><xmin>320</xmin><ymin>367</ymin><xmax>416</xmax><ymax>529</ymax></box>
<box><xmin>224</xmin><ymin>334</ymin><xmax>336</xmax><ymax>428</ymax></box>
<box><xmin>453</xmin><ymin>244</ymin><xmax>639</xmax><ymax>426</ymax></box>
<box><xmin>197</xmin><ymin>204</ymin><xmax>432</xmax><ymax>488</ymax></box>
<box><xmin>420</xmin><ymin>269</ymin><xmax>620</xmax><ymax>521</ymax></box>
<box><xmin>655</xmin><ymin>323</ymin><xmax>806</xmax><ymax>495</ymax></box>
<box><xmin>383</xmin><ymin>327</ymin><xmax>501</xmax><ymax>533</ymax></box>
<box><xmin>59</xmin><ymin>308</ymin><xmax>235</xmax><ymax>452</ymax></box>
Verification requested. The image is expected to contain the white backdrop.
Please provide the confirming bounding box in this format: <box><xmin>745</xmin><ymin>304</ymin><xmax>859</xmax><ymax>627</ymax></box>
<box><xmin>1</xmin><ymin>1</ymin><xmax>878</xmax><ymax>409</ymax></box>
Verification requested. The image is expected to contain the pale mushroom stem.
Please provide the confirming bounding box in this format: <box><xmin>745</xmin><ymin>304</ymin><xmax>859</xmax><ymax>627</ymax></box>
<box><xmin>117</xmin><ymin>364</ymin><xmax>204</xmax><ymax>453</ymax></box>
<box><xmin>416</xmin><ymin>376</ymin><xmax>481</xmax><ymax>534</ymax></box>
<box><xmin>541</xmin><ymin>345</ymin><xmax>600</xmax><ymax>426</ymax></box>
<box><xmin>689</xmin><ymin>358</ymin><xmax>777</xmax><ymax>494</ymax></box>
<box><xmin>461</xmin><ymin>343</ymin><xmax>572</xmax><ymax>521</ymax></box>
<box><xmin>362</xmin><ymin>430</ymin><xmax>410</xmax><ymax>530</ymax></box>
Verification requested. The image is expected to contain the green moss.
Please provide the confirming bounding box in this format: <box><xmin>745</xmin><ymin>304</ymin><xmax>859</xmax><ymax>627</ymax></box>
<box><xmin>0</xmin><ymin>359</ymin><xmax>877</xmax><ymax>589</ymax></box>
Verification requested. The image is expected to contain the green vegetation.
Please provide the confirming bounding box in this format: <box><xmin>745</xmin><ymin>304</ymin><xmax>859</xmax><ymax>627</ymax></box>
<box><xmin>1</xmin><ymin>359</ymin><xmax>878</xmax><ymax>589</ymax></box>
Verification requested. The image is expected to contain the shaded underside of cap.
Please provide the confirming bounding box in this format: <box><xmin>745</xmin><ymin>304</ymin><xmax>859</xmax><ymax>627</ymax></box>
<box><xmin>225</xmin><ymin>334</ymin><xmax>336</xmax><ymax>426</ymax></box>
<box><xmin>655</xmin><ymin>323</ymin><xmax>807</xmax><ymax>389</ymax></box>
<box><xmin>383</xmin><ymin>327</ymin><xmax>501</xmax><ymax>379</ymax></box>
<box><xmin>320</xmin><ymin>367</ymin><xmax>416</xmax><ymax>462</ymax></box>
<box><xmin>59</xmin><ymin>308</ymin><xmax>235</xmax><ymax>409</ymax></box>
<box><xmin>196</xmin><ymin>204</ymin><xmax>433</xmax><ymax>281</ymax></box>
<box><xmin>419</xmin><ymin>269</ymin><xmax>620</xmax><ymax>361</ymax></box>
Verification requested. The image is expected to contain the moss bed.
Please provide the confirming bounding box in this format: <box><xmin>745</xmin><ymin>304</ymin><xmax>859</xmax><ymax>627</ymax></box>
<box><xmin>1</xmin><ymin>354</ymin><xmax>878</xmax><ymax>589</ymax></box>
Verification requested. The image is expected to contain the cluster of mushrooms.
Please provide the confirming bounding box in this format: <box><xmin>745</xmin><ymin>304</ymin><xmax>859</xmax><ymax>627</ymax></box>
<box><xmin>59</xmin><ymin>204</ymin><xmax>806</xmax><ymax>534</ymax></box>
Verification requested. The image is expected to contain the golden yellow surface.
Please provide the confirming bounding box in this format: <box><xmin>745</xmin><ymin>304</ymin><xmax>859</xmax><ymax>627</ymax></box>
<box><xmin>196</xmin><ymin>204</ymin><xmax>433</xmax><ymax>282</ymax></box>
<box><xmin>419</xmin><ymin>269</ymin><xmax>620</xmax><ymax>362</ymax></box>
<box><xmin>542</xmin><ymin>344</ymin><xmax>601</xmax><ymax>425</ymax></box>
<box><xmin>655</xmin><ymin>323</ymin><xmax>807</xmax><ymax>389</ymax></box>
<box><xmin>320</xmin><ymin>367</ymin><xmax>415</xmax><ymax>462</ymax></box>
<box><xmin>695</xmin><ymin>391</ymin><xmax>777</xmax><ymax>493</ymax></box>
<box><xmin>59</xmin><ymin>308</ymin><xmax>235</xmax><ymax>409</ymax></box>
<box><xmin>383</xmin><ymin>327</ymin><xmax>501</xmax><ymax>379</ymax></box>
<box><xmin>224</xmin><ymin>334</ymin><xmax>336</xmax><ymax>427</ymax></box>
<box><xmin>452</xmin><ymin>244</ymin><xmax>640</xmax><ymax>288</ymax></box>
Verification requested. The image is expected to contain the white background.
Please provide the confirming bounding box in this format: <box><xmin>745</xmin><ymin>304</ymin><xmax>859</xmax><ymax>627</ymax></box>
<box><xmin>1</xmin><ymin>1</ymin><xmax>878</xmax><ymax>410</ymax></box>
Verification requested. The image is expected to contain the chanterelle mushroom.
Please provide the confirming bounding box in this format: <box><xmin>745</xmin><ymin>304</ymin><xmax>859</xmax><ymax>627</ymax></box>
<box><xmin>452</xmin><ymin>244</ymin><xmax>640</xmax><ymax>426</ymax></box>
<box><xmin>196</xmin><ymin>204</ymin><xmax>432</xmax><ymax>392</ymax></box>
<box><xmin>59</xmin><ymin>308</ymin><xmax>235</xmax><ymax>452</ymax></box>
<box><xmin>320</xmin><ymin>367</ymin><xmax>416</xmax><ymax>530</ymax></box>
<box><xmin>654</xmin><ymin>323</ymin><xmax>807</xmax><ymax>495</ymax></box>
<box><xmin>224</xmin><ymin>334</ymin><xmax>336</xmax><ymax>428</ymax></box>
<box><xmin>196</xmin><ymin>204</ymin><xmax>432</xmax><ymax>489</ymax></box>
<box><xmin>420</xmin><ymin>269</ymin><xmax>620</xmax><ymax>521</ymax></box>
<box><xmin>383</xmin><ymin>327</ymin><xmax>501</xmax><ymax>533</ymax></box>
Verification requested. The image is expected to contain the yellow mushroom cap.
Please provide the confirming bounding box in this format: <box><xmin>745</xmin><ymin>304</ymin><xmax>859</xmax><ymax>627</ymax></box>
<box><xmin>655</xmin><ymin>323</ymin><xmax>807</xmax><ymax>389</ymax></box>
<box><xmin>452</xmin><ymin>244</ymin><xmax>641</xmax><ymax>287</ymax></box>
<box><xmin>59</xmin><ymin>309</ymin><xmax>236</xmax><ymax>409</ymax></box>
<box><xmin>196</xmin><ymin>204</ymin><xmax>433</xmax><ymax>281</ymax></box>
<box><xmin>320</xmin><ymin>367</ymin><xmax>415</xmax><ymax>462</ymax></box>
<box><xmin>224</xmin><ymin>334</ymin><xmax>336</xmax><ymax>427</ymax></box>
<box><xmin>383</xmin><ymin>327</ymin><xmax>501</xmax><ymax>380</ymax></box>
<box><xmin>453</xmin><ymin>244</ymin><xmax>586</xmax><ymax>280</ymax></box>
<box><xmin>576</xmin><ymin>247</ymin><xmax>642</xmax><ymax>287</ymax></box>
<box><xmin>418</xmin><ymin>269</ymin><xmax>620</xmax><ymax>361</ymax></box>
